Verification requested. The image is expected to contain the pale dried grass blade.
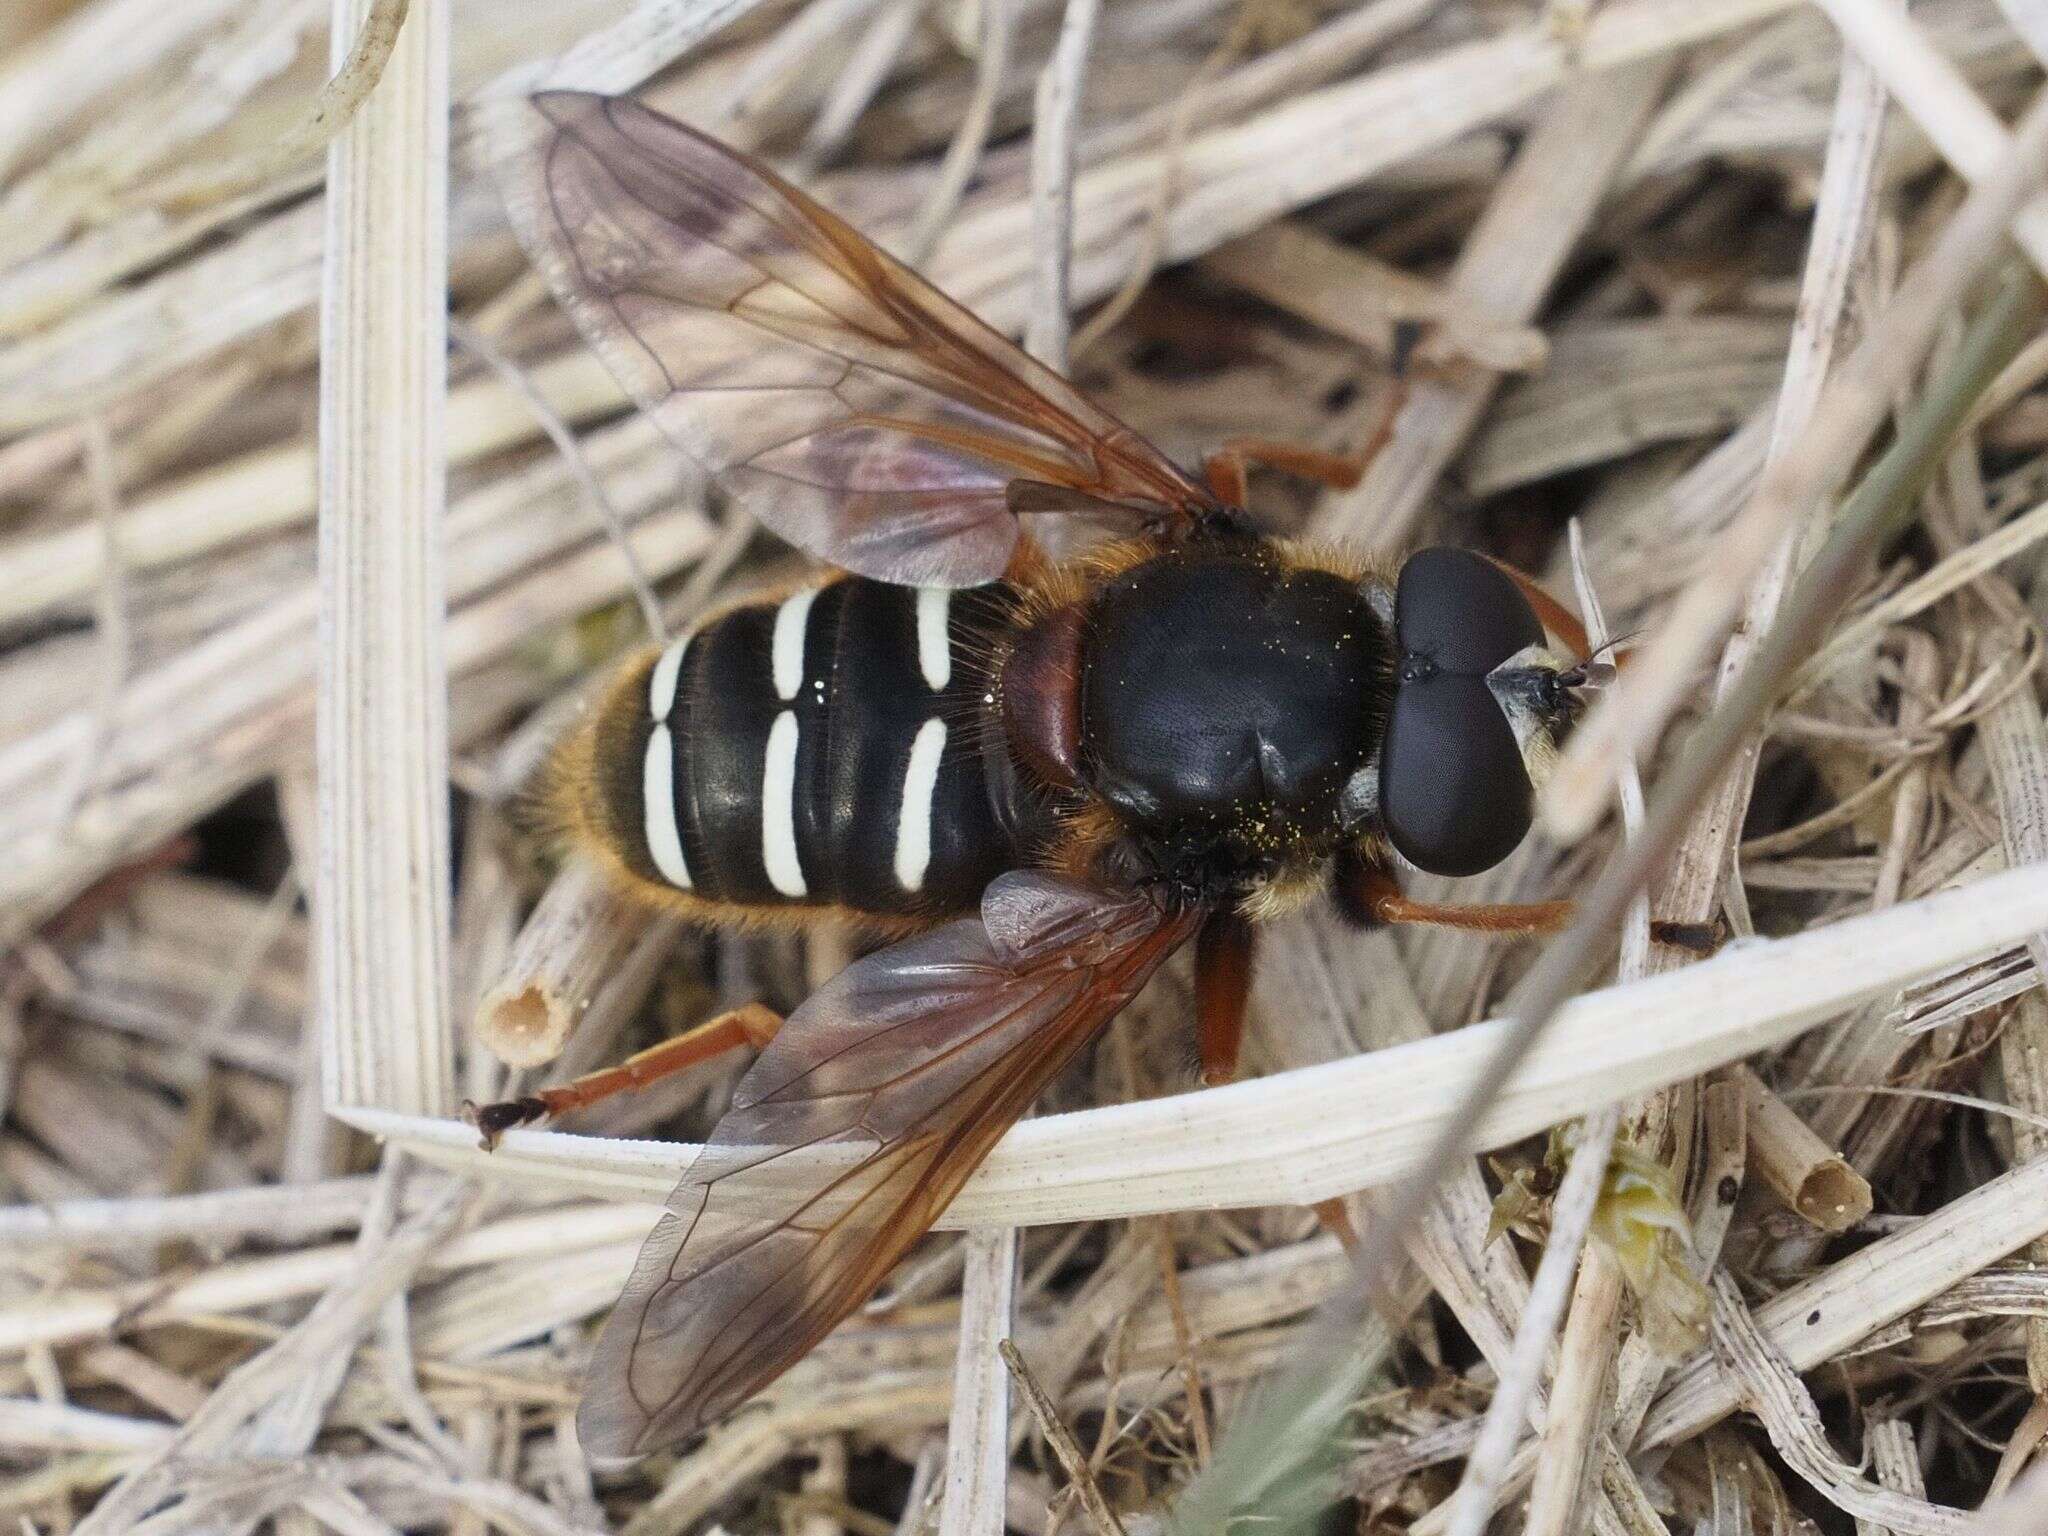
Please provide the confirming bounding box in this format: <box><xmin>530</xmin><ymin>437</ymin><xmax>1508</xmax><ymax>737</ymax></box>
<box><xmin>315</xmin><ymin>0</ymin><xmax>453</xmax><ymax>1114</ymax></box>
<box><xmin>349</xmin><ymin>860</ymin><xmax>2048</xmax><ymax>1221</ymax></box>
<box><xmin>1645</xmin><ymin>1150</ymin><xmax>2048</xmax><ymax>1448</ymax></box>
<box><xmin>938</xmin><ymin>1230</ymin><xmax>1018</xmax><ymax>1536</ymax></box>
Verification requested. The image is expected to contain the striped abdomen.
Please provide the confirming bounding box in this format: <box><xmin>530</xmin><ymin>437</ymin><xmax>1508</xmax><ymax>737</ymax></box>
<box><xmin>574</xmin><ymin>577</ymin><xmax>1050</xmax><ymax>923</ymax></box>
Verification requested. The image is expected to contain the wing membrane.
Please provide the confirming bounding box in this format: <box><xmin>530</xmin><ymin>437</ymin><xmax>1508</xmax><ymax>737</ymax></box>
<box><xmin>493</xmin><ymin>91</ymin><xmax>1218</xmax><ymax>586</ymax></box>
<box><xmin>578</xmin><ymin>873</ymin><xmax>1199</xmax><ymax>1458</ymax></box>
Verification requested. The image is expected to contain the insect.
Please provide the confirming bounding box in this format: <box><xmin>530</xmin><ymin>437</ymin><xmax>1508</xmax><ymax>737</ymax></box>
<box><xmin>474</xmin><ymin>91</ymin><xmax>1639</xmax><ymax>1462</ymax></box>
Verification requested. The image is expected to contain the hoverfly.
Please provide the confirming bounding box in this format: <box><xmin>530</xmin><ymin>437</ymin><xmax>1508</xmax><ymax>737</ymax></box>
<box><xmin>474</xmin><ymin>92</ymin><xmax>1621</xmax><ymax>1462</ymax></box>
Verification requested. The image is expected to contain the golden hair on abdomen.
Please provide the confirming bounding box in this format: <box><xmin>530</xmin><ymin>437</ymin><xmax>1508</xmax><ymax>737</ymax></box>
<box><xmin>533</xmin><ymin>646</ymin><xmax>661</xmax><ymax>877</ymax></box>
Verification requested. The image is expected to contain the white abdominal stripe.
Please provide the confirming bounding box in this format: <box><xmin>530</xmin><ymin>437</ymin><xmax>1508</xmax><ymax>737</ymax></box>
<box><xmin>643</xmin><ymin>633</ymin><xmax>693</xmax><ymax>889</ymax></box>
<box><xmin>916</xmin><ymin>586</ymin><xmax>952</xmax><ymax>691</ymax></box>
<box><xmin>893</xmin><ymin>586</ymin><xmax>956</xmax><ymax>894</ymax></box>
<box><xmin>894</xmin><ymin>717</ymin><xmax>946</xmax><ymax>892</ymax></box>
<box><xmin>771</xmin><ymin>587</ymin><xmax>816</xmax><ymax>703</ymax></box>
<box><xmin>762</xmin><ymin>709</ymin><xmax>807</xmax><ymax>897</ymax></box>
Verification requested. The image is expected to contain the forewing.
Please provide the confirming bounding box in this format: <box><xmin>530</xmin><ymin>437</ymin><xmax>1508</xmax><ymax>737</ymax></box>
<box><xmin>578</xmin><ymin>874</ymin><xmax>1199</xmax><ymax>1459</ymax></box>
<box><xmin>493</xmin><ymin>91</ymin><xmax>1217</xmax><ymax>586</ymax></box>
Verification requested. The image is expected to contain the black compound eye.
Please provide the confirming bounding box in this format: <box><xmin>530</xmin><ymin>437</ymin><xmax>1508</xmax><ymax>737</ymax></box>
<box><xmin>1394</xmin><ymin>547</ymin><xmax>1544</xmax><ymax>675</ymax></box>
<box><xmin>1378</xmin><ymin>546</ymin><xmax>1546</xmax><ymax>876</ymax></box>
<box><xmin>1380</xmin><ymin>673</ymin><xmax>1533</xmax><ymax>877</ymax></box>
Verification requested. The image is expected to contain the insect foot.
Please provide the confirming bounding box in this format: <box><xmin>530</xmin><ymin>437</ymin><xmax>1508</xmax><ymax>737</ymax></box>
<box><xmin>461</xmin><ymin>1096</ymin><xmax>549</xmax><ymax>1151</ymax></box>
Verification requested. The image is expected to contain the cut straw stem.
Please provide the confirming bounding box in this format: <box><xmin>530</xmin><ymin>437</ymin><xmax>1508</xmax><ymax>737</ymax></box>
<box><xmin>474</xmin><ymin>861</ymin><xmax>668</xmax><ymax>1069</ymax></box>
<box><xmin>1736</xmin><ymin>1064</ymin><xmax>1872</xmax><ymax>1233</ymax></box>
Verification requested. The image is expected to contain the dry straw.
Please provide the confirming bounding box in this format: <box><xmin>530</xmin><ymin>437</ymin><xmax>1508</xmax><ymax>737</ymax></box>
<box><xmin>315</xmin><ymin>0</ymin><xmax>453</xmax><ymax>1117</ymax></box>
<box><xmin>9</xmin><ymin>0</ymin><xmax>2048</xmax><ymax>1533</ymax></box>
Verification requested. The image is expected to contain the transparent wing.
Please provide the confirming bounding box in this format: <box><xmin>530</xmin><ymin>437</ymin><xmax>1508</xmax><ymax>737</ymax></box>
<box><xmin>493</xmin><ymin>91</ymin><xmax>1218</xmax><ymax>587</ymax></box>
<box><xmin>578</xmin><ymin>873</ymin><xmax>1199</xmax><ymax>1459</ymax></box>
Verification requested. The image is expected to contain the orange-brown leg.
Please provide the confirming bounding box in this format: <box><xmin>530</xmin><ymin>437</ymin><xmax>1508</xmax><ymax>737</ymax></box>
<box><xmin>465</xmin><ymin>1002</ymin><xmax>783</xmax><ymax>1148</ymax></box>
<box><xmin>1336</xmin><ymin>849</ymin><xmax>1572</xmax><ymax>936</ymax></box>
<box><xmin>1335</xmin><ymin>850</ymin><xmax>1721</xmax><ymax>953</ymax></box>
<box><xmin>1202</xmin><ymin>380</ymin><xmax>1410</xmax><ymax>505</ymax></box>
<box><xmin>1195</xmin><ymin>912</ymin><xmax>1256</xmax><ymax>1087</ymax></box>
<box><xmin>1375</xmin><ymin>889</ymin><xmax>1577</xmax><ymax>935</ymax></box>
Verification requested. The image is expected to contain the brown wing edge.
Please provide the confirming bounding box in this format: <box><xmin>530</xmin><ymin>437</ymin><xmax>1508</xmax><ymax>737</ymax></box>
<box><xmin>575</xmin><ymin>873</ymin><xmax>1200</xmax><ymax>1461</ymax></box>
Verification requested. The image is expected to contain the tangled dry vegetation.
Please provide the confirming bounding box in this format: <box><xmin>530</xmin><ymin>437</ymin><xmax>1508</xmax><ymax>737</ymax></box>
<box><xmin>10</xmin><ymin>0</ymin><xmax>2048</xmax><ymax>1531</ymax></box>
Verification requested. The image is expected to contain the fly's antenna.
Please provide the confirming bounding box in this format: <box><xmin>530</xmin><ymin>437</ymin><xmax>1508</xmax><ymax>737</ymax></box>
<box><xmin>1558</xmin><ymin>627</ymin><xmax>1639</xmax><ymax>692</ymax></box>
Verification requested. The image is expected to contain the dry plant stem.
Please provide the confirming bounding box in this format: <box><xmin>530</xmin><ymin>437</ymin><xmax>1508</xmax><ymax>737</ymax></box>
<box><xmin>1200</xmin><ymin>222</ymin><xmax>1547</xmax><ymax>374</ymax></box>
<box><xmin>0</xmin><ymin>1201</ymin><xmax>657</xmax><ymax>1354</ymax></box>
<box><xmin>0</xmin><ymin>1175</ymin><xmax>429</xmax><ymax>1251</ymax></box>
<box><xmin>800</xmin><ymin>0</ymin><xmax>924</xmax><ymax>168</ymax></box>
<box><xmin>2</xmin><ymin>490</ymin><xmax>710</xmax><ymax>938</ymax></box>
<box><xmin>1993</xmin><ymin>978</ymin><xmax>2048</xmax><ymax>1384</ymax></box>
<box><xmin>1797</xmin><ymin>495</ymin><xmax>2048</xmax><ymax>692</ymax></box>
<box><xmin>1085</xmin><ymin>0</ymin><xmax>1436</xmax><ymax>166</ymax></box>
<box><xmin>487</xmin><ymin>0</ymin><xmax>777</xmax><ymax>101</ymax></box>
<box><xmin>1521</xmin><ymin>531</ymin><xmax>1654</xmax><ymax>1536</ymax></box>
<box><xmin>939</xmin><ymin>1231</ymin><xmax>1018</xmax><ymax>1536</ymax></box>
<box><xmin>147</xmin><ymin>0</ymin><xmax>409</xmax><ymax>212</ymax></box>
<box><xmin>1220</xmin><ymin>263</ymin><xmax>2047</xmax><ymax>1534</ymax></box>
<box><xmin>1706</xmin><ymin>1274</ymin><xmax>1971</xmax><ymax>1534</ymax></box>
<box><xmin>44</xmin><ymin>418</ymin><xmax>130</xmax><ymax>838</ymax></box>
<box><xmin>0</xmin><ymin>347</ymin><xmax>620</xmax><ymax>631</ymax></box>
<box><xmin>69</xmin><ymin>1166</ymin><xmax>469</xmax><ymax>1536</ymax></box>
<box><xmin>1866</xmin><ymin>1419</ymin><xmax>1928</xmax><ymax>1535</ymax></box>
<box><xmin>1150</xmin><ymin>1218</ymin><xmax>1214</xmax><ymax>1467</ymax></box>
<box><xmin>1066</xmin><ymin>5</ymin><xmax>1247</xmax><ymax>362</ymax></box>
<box><xmin>316</xmin><ymin>0</ymin><xmax>453</xmax><ymax>1116</ymax></box>
<box><xmin>1026</xmin><ymin>0</ymin><xmax>1100</xmax><ymax>369</ymax></box>
<box><xmin>1321</xmin><ymin>57</ymin><xmax>1675</xmax><ymax>553</ymax></box>
<box><xmin>0</xmin><ymin>0</ymin><xmax>241</xmax><ymax>183</ymax></box>
<box><xmin>1526</xmin><ymin>1250</ymin><xmax>1624</xmax><ymax>1536</ymax></box>
<box><xmin>447</xmin><ymin>318</ymin><xmax>665</xmax><ymax>643</ymax></box>
<box><xmin>7</xmin><ymin>0</ymin><xmax>1791</xmax><ymax>437</ymax></box>
<box><xmin>1644</xmin><ymin>1148</ymin><xmax>2048</xmax><ymax>1448</ymax></box>
<box><xmin>620</xmin><ymin>1386</ymin><xmax>954</xmax><ymax>1536</ymax></box>
<box><xmin>1811</xmin><ymin>0</ymin><xmax>2048</xmax><ymax>273</ymax></box>
<box><xmin>1629</xmin><ymin>0</ymin><xmax>1887</xmax><ymax>929</ymax></box>
<box><xmin>1996</xmin><ymin>0</ymin><xmax>2048</xmax><ymax>64</ymax></box>
<box><xmin>1443</xmin><ymin>1106</ymin><xmax>1619</xmax><ymax>1536</ymax></box>
<box><xmin>1943</xmin><ymin>408</ymin><xmax>2048</xmax><ymax>1385</ymax></box>
<box><xmin>1993</xmin><ymin>1398</ymin><xmax>2048</xmax><ymax>1507</ymax></box>
<box><xmin>1735</xmin><ymin>1063</ymin><xmax>1872</xmax><ymax>1231</ymax></box>
<box><xmin>1980</xmin><ymin>1460</ymin><xmax>2048</xmax><ymax>1535</ymax></box>
<box><xmin>999</xmin><ymin>1342</ymin><xmax>1123</xmax><ymax>1536</ymax></box>
<box><xmin>1545</xmin><ymin>85</ymin><xmax>2048</xmax><ymax>841</ymax></box>
<box><xmin>904</xmin><ymin>0</ymin><xmax>1011</xmax><ymax>265</ymax></box>
<box><xmin>475</xmin><ymin>861</ymin><xmax>666</xmax><ymax>1068</ymax></box>
<box><xmin>718</xmin><ymin>0</ymin><xmax>882</xmax><ymax>127</ymax></box>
